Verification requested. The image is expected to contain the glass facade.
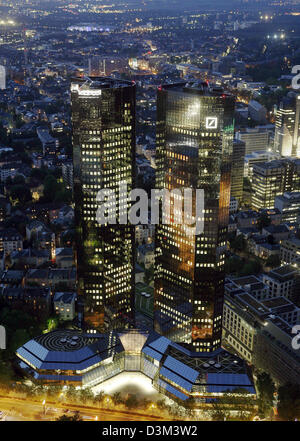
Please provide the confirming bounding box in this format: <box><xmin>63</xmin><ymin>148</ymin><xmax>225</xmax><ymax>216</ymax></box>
<box><xmin>231</xmin><ymin>139</ymin><xmax>245</xmax><ymax>204</ymax></box>
<box><xmin>154</xmin><ymin>82</ymin><xmax>235</xmax><ymax>352</ymax></box>
<box><xmin>274</xmin><ymin>95</ymin><xmax>300</xmax><ymax>157</ymax></box>
<box><xmin>71</xmin><ymin>77</ymin><xmax>136</xmax><ymax>330</ymax></box>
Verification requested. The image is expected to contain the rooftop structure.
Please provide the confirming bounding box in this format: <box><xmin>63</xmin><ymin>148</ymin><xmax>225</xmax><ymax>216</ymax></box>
<box><xmin>16</xmin><ymin>329</ymin><xmax>255</xmax><ymax>404</ymax></box>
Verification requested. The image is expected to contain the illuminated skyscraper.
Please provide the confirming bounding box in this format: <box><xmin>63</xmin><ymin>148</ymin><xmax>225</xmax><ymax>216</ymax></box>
<box><xmin>231</xmin><ymin>139</ymin><xmax>245</xmax><ymax>204</ymax></box>
<box><xmin>154</xmin><ymin>82</ymin><xmax>235</xmax><ymax>353</ymax></box>
<box><xmin>71</xmin><ymin>77</ymin><xmax>136</xmax><ymax>330</ymax></box>
<box><xmin>274</xmin><ymin>93</ymin><xmax>300</xmax><ymax>158</ymax></box>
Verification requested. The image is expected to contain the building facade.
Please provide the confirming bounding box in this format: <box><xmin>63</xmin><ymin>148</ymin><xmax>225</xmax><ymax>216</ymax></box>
<box><xmin>235</xmin><ymin>128</ymin><xmax>270</xmax><ymax>155</ymax></box>
<box><xmin>251</xmin><ymin>160</ymin><xmax>287</xmax><ymax>210</ymax></box>
<box><xmin>223</xmin><ymin>289</ymin><xmax>300</xmax><ymax>384</ymax></box>
<box><xmin>16</xmin><ymin>329</ymin><xmax>256</xmax><ymax>404</ymax></box>
<box><xmin>231</xmin><ymin>139</ymin><xmax>245</xmax><ymax>204</ymax></box>
<box><xmin>71</xmin><ymin>77</ymin><xmax>136</xmax><ymax>330</ymax></box>
<box><xmin>275</xmin><ymin>191</ymin><xmax>300</xmax><ymax>224</ymax></box>
<box><xmin>274</xmin><ymin>94</ymin><xmax>300</xmax><ymax>158</ymax></box>
<box><xmin>280</xmin><ymin>237</ymin><xmax>300</xmax><ymax>264</ymax></box>
<box><xmin>154</xmin><ymin>82</ymin><xmax>235</xmax><ymax>352</ymax></box>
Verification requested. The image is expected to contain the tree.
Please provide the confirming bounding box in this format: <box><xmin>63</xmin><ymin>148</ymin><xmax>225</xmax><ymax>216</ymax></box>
<box><xmin>10</xmin><ymin>329</ymin><xmax>31</xmax><ymax>353</ymax></box>
<box><xmin>243</xmin><ymin>177</ymin><xmax>252</xmax><ymax>192</ymax></box>
<box><xmin>277</xmin><ymin>383</ymin><xmax>300</xmax><ymax>421</ymax></box>
<box><xmin>13</xmin><ymin>175</ymin><xmax>26</xmax><ymax>186</ymax></box>
<box><xmin>144</xmin><ymin>266</ymin><xmax>154</xmax><ymax>285</ymax></box>
<box><xmin>10</xmin><ymin>185</ymin><xmax>32</xmax><ymax>205</ymax></box>
<box><xmin>231</xmin><ymin>234</ymin><xmax>247</xmax><ymax>253</ymax></box>
<box><xmin>79</xmin><ymin>387</ymin><xmax>94</xmax><ymax>404</ymax></box>
<box><xmin>256</xmin><ymin>372</ymin><xmax>275</xmax><ymax>417</ymax></box>
<box><xmin>65</xmin><ymin>385</ymin><xmax>78</xmax><ymax>402</ymax></box>
<box><xmin>156</xmin><ymin>399</ymin><xmax>167</xmax><ymax>411</ymax></box>
<box><xmin>31</xmin><ymin>167</ymin><xmax>48</xmax><ymax>180</ymax></box>
<box><xmin>93</xmin><ymin>391</ymin><xmax>104</xmax><ymax>406</ymax></box>
<box><xmin>112</xmin><ymin>392</ymin><xmax>123</xmax><ymax>406</ymax></box>
<box><xmin>54</xmin><ymin>188</ymin><xmax>72</xmax><ymax>204</ymax></box>
<box><xmin>0</xmin><ymin>122</ymin><xmax>8</xmax><ymax>144</ymax></box>
<box><xmin>240</xmin><ymin>259</ymin><xmax>262</xmax><ymax>276</ymax></box>
<box><xmin>265</xmin><ymin>254</ymin><xmax>281</xmax><ymax>268</ymax></box>
<box><xmin>225</xmin><ymin>256</ymin><xmax>244</xmax><ymax>274</ymax></box>
<box><xmin>56</xmin><ymin>411</ymin><xmax>82</xmax><ymax>421</ymax></box>
<box><xmin>19</xmin><ymin>152</ymin><xmax>33</xmax><ymax>166</ymax></box>
<box><xmin>124</xmin><ymin>394</ymin><xmax>139</xmax><ymax>409</ymax></box>
<box><xmin>43</xmin><ymin>174</ymin><xmax>59</xmax><ymax>202</ymax></box>
<box><xmin>0</xmin><ymin>307</ymin><xmax>46</xmax><ymax>358</ymax></box>
<box><xmin>46</xmin><ymin>385</ymin><xmax>62</xmax><ymax>398</ymax></box>
<box><xmin>210</xmin><ymin>400</ymin><xmax>227</xmax><ymax>421</ymax></box>
<box><xmin>257</xmin><ymin>213</ymin><xmax>271</xmax><ymax>231</ymax></box>
<box><xmin>267</xmin><ymin>234</ymin><xmax>275</xmax><ymax>245</ymax></box>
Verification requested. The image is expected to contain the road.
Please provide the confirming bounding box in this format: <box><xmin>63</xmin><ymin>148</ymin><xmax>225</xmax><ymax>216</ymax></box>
<box><xmin>0</xmin><ymin>395</ymin><xmax>174</xmax><ymax>421</ymax></box>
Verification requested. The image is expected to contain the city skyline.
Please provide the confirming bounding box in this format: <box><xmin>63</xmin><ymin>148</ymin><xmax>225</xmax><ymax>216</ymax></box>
<box><xmin>0</xmin><ymin>0</ymin><xmax>300</xmax><ymax>424</ymax></box>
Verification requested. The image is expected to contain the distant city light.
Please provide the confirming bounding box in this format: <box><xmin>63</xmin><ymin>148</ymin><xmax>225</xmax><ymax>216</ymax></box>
<box><xmin>0</xmin><ymin>20</ymin><xmax>15</xmax><ymax>26</ymax></box>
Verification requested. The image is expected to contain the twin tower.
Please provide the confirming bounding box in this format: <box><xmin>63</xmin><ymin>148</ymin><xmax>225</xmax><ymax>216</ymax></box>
<box><xmin>71</xmin><ymin>77</ymin><xmax>235</xmax><ymax>354</ymax></box>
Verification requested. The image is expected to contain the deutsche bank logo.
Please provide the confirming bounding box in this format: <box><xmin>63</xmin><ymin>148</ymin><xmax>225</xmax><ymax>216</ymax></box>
<box><xmin>0</xmin><ymin>325</ymin><xmax>5</xmax><ymax>350</ymax></box>
<box><xmin>205</xmin><ymin>117</ymin><xmax>218</xmax><ymax>129</ymax></box>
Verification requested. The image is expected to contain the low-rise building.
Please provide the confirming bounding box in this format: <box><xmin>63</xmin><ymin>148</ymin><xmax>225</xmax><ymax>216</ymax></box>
<box><xmin>236</xmin><ymin>210</ymin><xmax>259</xmax><ymax>229</ymax></box>
<box><xmin>229</xmin><ymin>197</ymin><xmax>239</xmax><ymax>214</ymax></box>
<box><xmin>253</xmin><ymin>316</ymin><xmax>300</xmax><ymax>386</ymax></box>
<box><xmin>275</xmin><ymin>192</ymin><xmax>300</xmax><ymax>224</ymax></box>
<box><xmin>280</xmin><ymin>237</ymin><xmax>300</xmax><ymax>264</ymax></box>
<box><xmin>262</xmin><ymin>224</ymin><xmax>290</xmax><ymax>242</ymax></box>
<box><xmin>16</xmin><ymin>329</ymin><xmax>256</xmax><ymax>403</ymax></box>
<box><xmin>25</xmin><ymin>268</ymin><xmax>49</xmax><ymax>286</ymax></box>
<box><xmin>0</xmin><ymin>228</ymin><xmax>23</xmax><ymax>255</ymax></box>
<box><xmin>135</xmin><ymin>283</ymin><xmax>153</xmax><ymax>319</ymax></box>
<box><xmin>48</xmin><ymin>267</ymin><xmax>76</xmax><ymax>290</ymax></box>
<box><xmin>255</xmin><ymin>242</ymin><xmax>281</xmax><ymax>259</ymax></box>
<box><xmin>10</xmin><ymin>248</ymin><xmax>50</xmax><ymax>268</ymax></box>
<box><xmin>262</xmin><ymin>265</ymin><xmax>299</xmax><ymax>302</ymax></box>
<box><xmin>0</xmin><ymin>286</ymin><xmax>51</xmax><ymax>316</ymax></box>
<box><xmin>137</xmin><ymin>244</ymin><xmax>155</xmax><ymax>269</ymax></box>
<box><xmin>53</xmin><ymin>292</ymin><xmax>76</xmax><ymax>321</ymax></box>
<box><xmin>55</xmin><ymin>248</ymin><xmax>74</xmax><ymax>268</ymax></box>
<box><xmin>135</xmin><ymin>224</ymin><xmax>155</xmax><ymax>245</ymax></box>
<box><xmin>226</xmin><ymin>275</ymin><xmax>269</xmax><ymax>301</ymax></box>
<box><xmin>36</xmin><ymin>127</ymin><xmax>59</xmax><ymax>156</ymax></box>
<box><xmin>223</xmin><ymin>289</ymin><xmax>300</xmax><ymax>384</ymax></box>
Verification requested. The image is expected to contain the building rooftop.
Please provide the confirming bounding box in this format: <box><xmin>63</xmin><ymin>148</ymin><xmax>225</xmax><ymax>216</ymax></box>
<box><xmin>232</xmin><ymin>275</ymin><xmax>262</xmax><ymax>286</ymax></box>
<box><xmin>263</xmin><ymin>224</ymin><xmax>290</xmax><ymax>234</ymax></box>
<box><xmin>159</xmin><ymin>81</ymin><xmax>233</xmax><ymax>98</ymax></box>
<box><xmin>277</xmin><ymin>192</ymin><xmax>300</xmax><ymax>202</ymax></box>
<box><xmin>16</xmin><ymin>329</ymin><xmax>255</xmax><ymax>397</ymax></box>
<box><xmin>71</xmin><ymin>76</ymin><xmax>134</xmax><ymax>93</ymax></box>
<box><xmin>267</xmin><ymin>264</ymin><xmax>298</xmax><ymax>282</ymax></box>
<box><xmin>253</xmin><ymin>160</ymin><xmax>285</xmax><ymax>171</ymax></box>
<box><xmin>53</xmin><ymin>292</ymin><xmax>76</xmax><ymax>304</ymax></box>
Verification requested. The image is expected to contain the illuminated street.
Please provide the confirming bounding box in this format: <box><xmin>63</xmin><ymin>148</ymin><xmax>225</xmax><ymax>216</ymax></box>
<box><xmin>0</xmin><ymin>394</ymin><xmax>175</xmax><ymax>421</ymax></box>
